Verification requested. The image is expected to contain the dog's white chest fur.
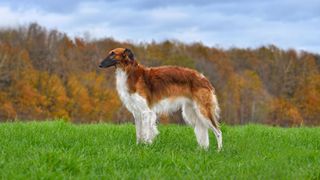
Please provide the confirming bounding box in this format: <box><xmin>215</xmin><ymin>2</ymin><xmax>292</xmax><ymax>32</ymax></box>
<box><xmin>115</xmin><ymin>69</ymin><xmax>131</xmax><ymax>107</ymax></box>
<box><xmin>115</xmin><ymin>69</ymin><xmax>149</xmax><ymax>114</ymax></box>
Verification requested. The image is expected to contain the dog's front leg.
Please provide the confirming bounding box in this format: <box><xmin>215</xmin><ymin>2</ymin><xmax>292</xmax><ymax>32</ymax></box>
<box><xmin>133</xmin><ymin>111</ymin><xmax>155</xmax><ymax>144</ymax></box>
<box><xmin>133</xmin><ymin>113</ymin><xmax>143</xmax><ymax>144</ymax></box>
<box><xmin>139</xmin><ymin>111</ymin><xmax>158</xmax><ymax>144</ymax></box>
<box><xmin>141</xmin><ymin>111</ymin><xmax>152</xmax><ymax>144</ymax></box>
<box><xmin>149</xmin><ymin>111</ymin><xmax>159</xmax><ymax>141</ymax></box>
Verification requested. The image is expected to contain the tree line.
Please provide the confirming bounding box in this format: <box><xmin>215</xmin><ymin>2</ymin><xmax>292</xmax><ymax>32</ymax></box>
<box><xmin>0</xmin><ymin>23</ymin><xmax>319</xmax><ymax>126</ymax></box>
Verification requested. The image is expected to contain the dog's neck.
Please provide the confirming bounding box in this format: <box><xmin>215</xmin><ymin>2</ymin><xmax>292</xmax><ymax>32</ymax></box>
<box><xmin>117</xmin><ymin>63</ymin><xmax>145</xmax><ymax>76</ymax></box>
<box><xmin>115</xmin><ymin>63</ymin><xmax>146</xmax><ymax>94</ymax></box>
<box><xmin>115</xmin><ymin>67</ymin><xmax>129</xmax><ymax>101</ymax></box>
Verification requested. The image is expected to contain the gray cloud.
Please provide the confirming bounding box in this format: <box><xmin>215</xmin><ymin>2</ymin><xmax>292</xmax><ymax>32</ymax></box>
<box><xmin>0</xmin><ymin>0</ymin><xmax>319</xmax><ymax>53</ymax></box>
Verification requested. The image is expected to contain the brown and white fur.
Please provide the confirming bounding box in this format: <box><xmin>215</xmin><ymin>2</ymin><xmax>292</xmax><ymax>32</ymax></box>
<box><xmin>99</xmin><ymin>48</ymin><xmax>222</xmax><ymax>150</ymax></box>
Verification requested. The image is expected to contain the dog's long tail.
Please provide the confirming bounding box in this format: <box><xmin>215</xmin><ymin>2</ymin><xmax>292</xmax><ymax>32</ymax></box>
<box><xmin>210</xmin><ymin>91</ymin><xmax>222</xmax><ymax>151</ymax></box>
<box><xmin>210</xmin><ymin>92</ymin><xmax>221</xmax><ymax>128</ymax></box>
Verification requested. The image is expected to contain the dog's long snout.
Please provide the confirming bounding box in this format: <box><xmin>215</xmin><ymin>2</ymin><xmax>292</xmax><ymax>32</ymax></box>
<box><xmin>99</xmin><ymin>58</ymin><xmax>118</xmax><ymax>68</ymax></box>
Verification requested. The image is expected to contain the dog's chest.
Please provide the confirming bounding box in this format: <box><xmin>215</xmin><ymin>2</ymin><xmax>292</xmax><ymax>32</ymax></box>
<box><xmin>115</xmin><ymin>69</ymin><xmax>149</xmax><ymax>113</ymax></box>
<box><xmin>115</xmin><ymin>69</ymin><xmax>130</xmax><ymax>102</ymax></box>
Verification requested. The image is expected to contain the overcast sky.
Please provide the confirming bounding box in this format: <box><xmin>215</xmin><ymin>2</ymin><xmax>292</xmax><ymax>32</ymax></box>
<box><xmin>0</xmin><ymin>0</ymin><xmax>319</xmax><ymax>53</ymax></box>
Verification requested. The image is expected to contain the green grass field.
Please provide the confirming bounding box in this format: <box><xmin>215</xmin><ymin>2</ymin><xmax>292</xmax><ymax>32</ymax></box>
<box><xmin>0</xmin><ymin>121</ymin><xmax>319</xmax><ymax>179</ymax></box>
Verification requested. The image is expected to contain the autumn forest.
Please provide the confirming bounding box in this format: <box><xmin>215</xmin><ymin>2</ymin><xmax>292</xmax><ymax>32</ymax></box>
<box><xmin>0</xmin><ymin>23</ymin><xmax>319</xmax><ymax>126</ymax></box>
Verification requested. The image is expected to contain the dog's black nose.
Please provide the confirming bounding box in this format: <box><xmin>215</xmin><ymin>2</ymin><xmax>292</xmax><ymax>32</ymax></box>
<box><xmin>99</xmin><ymin>65</ymin><xmax>103</xmax><ymax>68</ymax></box>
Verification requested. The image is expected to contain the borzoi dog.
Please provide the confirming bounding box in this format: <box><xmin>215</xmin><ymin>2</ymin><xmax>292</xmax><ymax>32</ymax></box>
<box><xmin>99</xmin><ymin>48</ymin><xmax>222</xmax><ymax>150</ymax></box>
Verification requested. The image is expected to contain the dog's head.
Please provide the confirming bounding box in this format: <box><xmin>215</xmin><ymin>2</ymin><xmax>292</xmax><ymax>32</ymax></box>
<box><xmin>99</xmin><ymin>48</ymin><xmax>135</xmax><ymax>68</ymax></box>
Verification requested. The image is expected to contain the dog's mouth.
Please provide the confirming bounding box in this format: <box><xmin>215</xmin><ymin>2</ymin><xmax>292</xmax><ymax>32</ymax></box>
<box><xmin>99</xmin><ymin>58</ymin><xmax>118</xmax><ymax>68</ymax></box>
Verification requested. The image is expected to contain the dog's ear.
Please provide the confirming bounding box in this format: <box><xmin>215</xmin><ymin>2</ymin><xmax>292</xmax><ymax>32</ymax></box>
<box><xmin>123</xmin><ymin>48</ymin><xmax>135</xmax><ymax>61</ymax></box>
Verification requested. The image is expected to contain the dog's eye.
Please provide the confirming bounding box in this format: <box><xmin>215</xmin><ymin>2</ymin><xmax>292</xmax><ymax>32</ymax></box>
<box><xmin>109</xmin><ymin>52</ymin><xmax>116</xmax><ymax>58</ymax></box>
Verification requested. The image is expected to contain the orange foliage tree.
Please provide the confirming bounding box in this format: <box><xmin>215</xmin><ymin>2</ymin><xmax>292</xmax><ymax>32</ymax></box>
<box><xmin>267</xmin><ymin>98</ymin><xmax>303</xmax><ymax>127</ymax></box>
<box><xmin>0</xmin><ymin>23</ymin><xmax>320</xmax><ymax>126</ymax></box>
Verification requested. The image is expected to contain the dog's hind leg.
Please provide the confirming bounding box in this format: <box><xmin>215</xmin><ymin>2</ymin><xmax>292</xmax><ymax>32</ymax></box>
<box><xmin>194</xmin><ymin>120</ymin><xmax>209</xmax><ymax>149</ymax></box>
<box><xmin>182</xmin><ymin>103</ymin><xmax>209</xmax><ymax>149</ymax></box>
<box><xmin>209</xmin><ymin>124</ymin><xmax>222</xmax><ymax>151</ymax></box>
<box><xmin>193</xmin><ymin>100</ymin><xmax>222</xmax><ymax>151</ymax></box>
<box><xmin>182</xmin><ymin>103</ymin><xmax>197</xmax><ymax>127</ymax></box>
